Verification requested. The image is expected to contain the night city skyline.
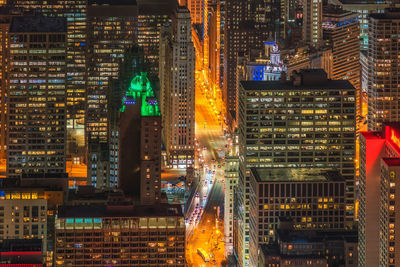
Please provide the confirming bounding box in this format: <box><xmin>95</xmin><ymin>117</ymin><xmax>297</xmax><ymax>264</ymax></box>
<box><xmin>0</xmin><ymin>0</ymin><xmax>399</xmax><ymax>266</ymax></box>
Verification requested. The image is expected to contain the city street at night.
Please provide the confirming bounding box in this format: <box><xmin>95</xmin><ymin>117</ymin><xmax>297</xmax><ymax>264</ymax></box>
<box><xmin>185</xmin><ymin>65</ymin><xmax>227</xmax><ymax>266</ymax></box>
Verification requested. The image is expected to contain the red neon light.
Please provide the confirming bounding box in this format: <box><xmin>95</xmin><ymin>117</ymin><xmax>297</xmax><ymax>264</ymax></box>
<box><xmin>391</xmin><ymin>129</ymin><xmax>400</xmax><ymax>150</ymax></box>
<box><xmin>0</xmin><ymin>252</ymin><xmax>41</xmax><ymax>256</ymax></box>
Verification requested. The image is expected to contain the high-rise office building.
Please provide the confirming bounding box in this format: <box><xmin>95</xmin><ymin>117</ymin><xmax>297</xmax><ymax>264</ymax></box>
<box><xmin>11</xmin><ymin>0</ymin><xmax>87</xmax><ymax>158</ymax></box>
<box><xmin>159</xmin><ymin>6</ymin><xmax>195</xmax><ymax>169</ymax></box>
<box><xmin>7</xmin><ymin>16</ymin><xmax>67</xmax><ymax>177</ymax></box>
<box><xmin>223</xmin><ymin>0</ymin><xmax>248</xmax><ymax>125</ymax></box>
<box><xmin>223</xmin><ymin>2</ymin><xmax>270</xmax><ymax>128</ymax></box>
<box><xmin>118</xmin><ymin>73</ymin><xmax>162</xmax><ymax>204</ymax></box>
<box><xmin>335</xmin><ymin>0</ymin><xmax>397</xmax><ymax>50</ymax></box>
<box><xmin>54</xmin><ymin>203</ymin><xmax>186</xmax><ymax>266</ymax></box>
<box><xmin>137</xmin><ymin>0</ymin><xmax>177</xmax><ymax>78</ymax></box>
<box><xmin>367</xmin><ymin>8</ymin><xmax>400</xmax><ymax>131</ymax></box>
<box><xmin>248</xmin><ymin>168</ymin><xmax>346</xmax><ymax>266</ymax></box>
<box><xmin>359</xmin><ymin>125</ymin><xmax>400</xmax><ymax>267</ymax></box>
<box><xmin>302</xmin><ymin>0</ymin><xmax>322</xmax><ymax>45</ymax></box>
<box><xmin>86</xmin><ymin>0</ymin><xmax>138</xmax><ymax>188</ymax></box>
<box><xmin>0</xmin><ymin>10</ymin><xmax>14</xmax><ymax>160</ymax></box>
<box><xmin>236</xmin><ymin>69</ymin><xmax>356</xmax><ymax>266</ymax></box>
<box><xmin>323</xmin><ymin>7</ymin><xmax>361</xmax><ymax>130</ymax></box>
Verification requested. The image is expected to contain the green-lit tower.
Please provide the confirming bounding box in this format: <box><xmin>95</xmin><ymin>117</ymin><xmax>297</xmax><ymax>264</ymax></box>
<box><xmin>118</xmin><ymin>72</ymin><xmax>162</xmax><ymax>205</ymax></box>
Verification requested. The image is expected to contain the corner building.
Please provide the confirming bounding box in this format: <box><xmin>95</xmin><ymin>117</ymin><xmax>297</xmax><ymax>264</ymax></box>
<box><xmin>236</xmin><ymin>69</ymin><xmax>356</xmax><ymax>266</ymax></box>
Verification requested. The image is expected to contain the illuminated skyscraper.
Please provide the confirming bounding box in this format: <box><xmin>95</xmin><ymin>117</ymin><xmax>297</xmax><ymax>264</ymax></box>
<box><xmin>359</xmin><ymin>125</ymin><xmax>400</xmax><ymax>267</ymax></box>
<box><xmin>323</xmin><ymin>7</ymin><xmax>361</xmax><ymax>131</ymax></box>
<box><xmin>11</xmin><ymin>0</ymin><xmax>87</xmax><ymax>159</ymax></box>
<box><xmin>335</xmin><ymin>0</ymin><xmax>395</xmax><ymax>50</ymax></box>
<box><xmin>119</xmin><ymin>73</ymin><xmax>162</xmax><ymax>204</ymax></box>
<box><xmin>7</xmin><ymin>16</ymin><xmax>67</xmax><ymax>177</ymax></box>
<box><xmin>223</xmin><ymin>0</ymin><xmax>248</xmax><ymax>125</ymax></box>
<box><xmin>137</xmin><ymin>0</ymin><xmax>177</xmax><ymax>78</ymax></box>
<box><xmin>0</xmin><ymin>11</ymin><xmax>13</xmax><ymax>159</ymax></box>
<box><xmin>86</xmin><ymin>0</ymin><xmax>138</xmax><ymax>188</ymax></box>
<box><xmin>236</xmin><ymin>69</ymin><xmax>356</xmax><ymax>266</ymax></box>
<box><xmin>302</xmin><ymin>0</ymin><xmax>322</xmax><ymax>45</ymax></box>
<box><xmin>367</xmin><ymin>8</ymin><xmax>400</xmax><ymax>131</ymax></box>
<box><xmin>223</xmin><ymin>0</ymin><xmax>271</xmax><ymax>129</ymax></box>
<box><xmin>159</xmin><ymin>6</ymin><xmax>195</xmax><ymax>169</ymax></box>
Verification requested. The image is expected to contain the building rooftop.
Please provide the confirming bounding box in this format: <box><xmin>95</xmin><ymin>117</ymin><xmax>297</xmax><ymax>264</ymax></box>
<box><xmin>58</xmin><ymin>203</ymin><xmax>183</xmax><ymax>218</ymax></box>
<box><xmin>337</xmin><ymin>0</ymin><xmax>391</xmax><ymax>5</ymax></box>
<box><xmin>251</xmin><ymin>168</ymin><xmax>343</xmax><ymax>183</ymax></box>
<box><xmin>370</xmin><ymin>8</ymin><xmax>400</xmax><ymax>20</ymax></box>
<box><xmin>361</xmin><ymin>131</ymin><xmax>383</xmax><ymax>140</ymax></box>
<box><xmin>276</xmin><ymin>229</ymin><xmax>358</xmax><ymax>244</ymax></box>
<box><xmin>137</xmin><ymin>0</ymin><xmax>177</xmax><ymax>15</ymax></box>
<box><xmin>88</xmin><ymin>0</ymin><xmax>137</xmax><ymax>5</ymax></box>
<box><xmin>240</xmin><ymin>69</ymin><xmax>354</xmax><ymax>90</ymax></box>
<box><xmin>323</xmin><ymin>5</ymin><xmax>357</xmax><ymax>16</ymax></box>
<box><xmin>382</xmin><ymin>158</ymin><xmax>400</xmax><ymax>167</ymax></box>
<box><xmin>10</xmin><ymin>16</ymin><xmax>66</xmax><ymax>33</ymax></box>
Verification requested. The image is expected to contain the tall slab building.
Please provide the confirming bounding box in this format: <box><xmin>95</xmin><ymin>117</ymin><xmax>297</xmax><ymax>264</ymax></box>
<box><xmin>159</xmin><ymin>6</ymin><xmax>195</xmax><ymax>169</ymax></box>
<box><xmin>6</xmin><ymin>16</ymin><xmax>67</xmax><ymax>177</ymax></box>
<box><xmin>118</xmin><ymin>73</ymin><xmax>162</xmax><ymax>204</ymax></box>
<box><xmin>367</xmin><ymin>8</ymin><xmax>400</xmax><ymax>131</ymax></box>
<box><xmin>11</xmin><ymin>0</ymin><xmax>87</xmax><ymax>159</ymax></box>
<box><xmin>323</xmin><ymin>7</ymin><xmax>361</xmax><ymax>131</ymax></box>
<box><xmin>235</xmin><ymin>70</ymin><xmax>356</xmax><ymax>266</ymax></box>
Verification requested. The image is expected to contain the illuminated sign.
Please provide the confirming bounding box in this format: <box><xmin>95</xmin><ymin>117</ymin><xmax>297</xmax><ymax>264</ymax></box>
<box><xmin>336</xmin><ymin>17</ymin><xmax>358</xmax><ymax>27</ymax></box>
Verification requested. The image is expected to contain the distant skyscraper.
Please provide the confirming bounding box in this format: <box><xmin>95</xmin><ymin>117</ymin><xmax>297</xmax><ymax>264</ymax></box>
<box><xmin>223</xmin><ymin>0</ymin><xmax>270</xmax><ymax>129</ymax></box>
<box><xmin>137</xmin><ymin>0</ymin><xmax>177</xmax><ymax>78</ymax></box>
<box><xmin>323</xmin><ymin>7</ymin><xmax>361</xmax><ymax>131</ymax></box>
<box><xmin>7</xmin><ymin>16</ymin><xmax>67</xmax><ymax>177</ymax></box>
<box><xmin>119</xmin><ymin>73</ymin><xmax>162</xmax><ymax>204</ymax></box>
<box><xmin>223</xmin><ymin>0</ymin><xmax>248</xmax><ymax>125</ymax></box>
<box><xmin>335</xmin><ymin>0</ymin><xmax>396</xmax><ymax>50</ymax></box>
<box><xmin>236</xmin><ymin>70</ymin><xmax>356</xmax><ymax>266</ymax></box>
<box><xmin>86</xmin><ymin>0</ymin><xmax>138</xmax><ymax>188</ymax></box>
<box><xmin>159</xmin><ymin>6</ymin><xmax>195</xmax><ymax>169</ymax></box>
<box><xmin>302</xmin><ymin>0</ymin><xmax>322</xmax><ymax>45</ymax></box>
<box><xmin>367</xmin><ymin>8</ymin><xmax>400</xmax><ymax>131</ymax></box>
